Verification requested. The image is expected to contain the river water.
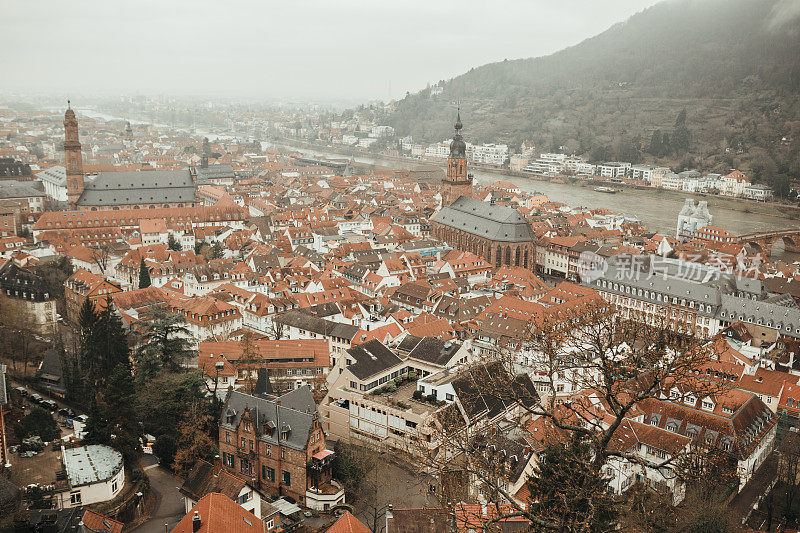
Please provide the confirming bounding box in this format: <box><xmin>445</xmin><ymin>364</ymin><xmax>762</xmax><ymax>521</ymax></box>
<box><xmin>66</xmin><ymin>108</ymin><xmax>800</xmax><ymax>259</ymax></box>
<box><xmin>290</xmin><ymin>146</ymin><xmax>800</xmax><ymax>261</ymax></box>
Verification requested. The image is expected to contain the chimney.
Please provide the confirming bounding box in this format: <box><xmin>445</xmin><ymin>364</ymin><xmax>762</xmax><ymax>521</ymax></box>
<box><xmin>192</xmin><ymin>511</ymin><xmax>202</xmax><ymax>532</ymax></box>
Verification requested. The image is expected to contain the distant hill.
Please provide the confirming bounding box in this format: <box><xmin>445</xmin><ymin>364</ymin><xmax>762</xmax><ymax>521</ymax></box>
<box><xmin>378</xmin><ymin>0</ymin><xmax>800</xmax><ymax>195</ymax></box>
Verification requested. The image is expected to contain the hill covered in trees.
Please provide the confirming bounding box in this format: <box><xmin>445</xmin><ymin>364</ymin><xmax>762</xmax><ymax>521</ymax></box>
<box><xmin>379</xmin><ymin>0</ymin><xmax>800</xmax><ymax>195</ymax></box>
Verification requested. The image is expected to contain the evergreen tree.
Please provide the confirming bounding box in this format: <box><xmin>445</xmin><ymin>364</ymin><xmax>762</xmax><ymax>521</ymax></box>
<box><xmin>136</xmin><ymin>304</ymin><xmax>196</xmax><ymax>373</ymax></box>
<box><xmin>167</xmin><ymin>233</ymin><xmax>181</xmax><ymax>251</ymax></box>
<box><xmin>648</xmin><ymin>129</ymin><xmax>663</xmax><ymax>157</ymax></box>
<box><xmin>139</xmin><ymin>258</ymin><xmax>151</xmax><ymax>288</ymax></box>
<box><xmin>660</xmin><ymin>132</ymin><xmax>671</xmax><ymax>157</ymax></box>
<box><xmin>83</xmin><ymin>398</ymin><xmax>111</xmax><ymax>446</ymax></box>
<box><xmin>95</xmin><ymin>296</ymin><xmax>130</xmax><ymax>381</ymax></box>
<box><xmin>104</xmin><ymin>362</ymin><xmax>142</xmax><ymax>461</ymax></box>
<box><xmin>672</xmin><ymin>108</ymin><xmax>690</xmax><ymax>153</ymax></box>
<box><xmin>211</xmin><ymin>242</ymin><xmax>224</xmax><ymax>259</ymax></box>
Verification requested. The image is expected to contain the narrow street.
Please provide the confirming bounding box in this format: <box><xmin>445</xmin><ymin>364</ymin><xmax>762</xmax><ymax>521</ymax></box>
<box><xmin>133</xmin><ymin>455</ymin><xmax>185</xmax><ymax>533</ymax></box>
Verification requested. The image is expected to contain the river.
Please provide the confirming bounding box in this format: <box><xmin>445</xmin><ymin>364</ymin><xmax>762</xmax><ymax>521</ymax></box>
<box><xmin>66</xmin><ymin>109</ymin><xmax>800</xmax><ymax>259</ymax></box>
<box><xmin>289</xmin><ymin>146</ymin><xmax>800</xmax><ymax>261</ymax></box>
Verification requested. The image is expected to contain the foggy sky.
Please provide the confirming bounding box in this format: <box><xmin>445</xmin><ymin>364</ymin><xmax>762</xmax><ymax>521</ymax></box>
<box><xmin>1</xmin><ymin>0</ymin><xmax>662</xmax><ymax>103</ymax></box>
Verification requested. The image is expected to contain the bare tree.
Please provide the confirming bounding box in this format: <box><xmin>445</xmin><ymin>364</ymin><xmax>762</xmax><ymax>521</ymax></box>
<box><xmin>90</xmin><ymin>243</ymin><xmax>113</xmax><ymax>275</ymax></box>
<box><xmin>414</xmin><ymin>298</ymin><xmax>723</xmax><ymax>531</ymax></box>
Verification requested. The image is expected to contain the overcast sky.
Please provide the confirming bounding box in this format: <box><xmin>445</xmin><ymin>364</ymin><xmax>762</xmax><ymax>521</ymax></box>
<box><xmin>1</xmin><ymin>0</ymin><xmax>662</xmax><ymax>103</ymax></box>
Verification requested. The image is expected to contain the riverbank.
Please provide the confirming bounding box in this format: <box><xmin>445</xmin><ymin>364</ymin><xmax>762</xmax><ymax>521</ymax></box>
<box><xmin>567</xmin><ymin>180</ymin><xmax>800</xmax><ymax>220</ymax></box>
<box><xmin>275</xmin><ymin>138</ymin><xmax>800</xmax><ymax>222</ymax></box>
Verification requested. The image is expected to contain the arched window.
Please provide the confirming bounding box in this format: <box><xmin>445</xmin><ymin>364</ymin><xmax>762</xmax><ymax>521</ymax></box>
<box><xmin>515</xmin><ymin>247</ymin><xmax>521</xmax><ymax>267</ymax></box>
<box><xmin>504</xmin><ymin>247</ymin><xmax>511</xmax><ymax>265</ymax></box>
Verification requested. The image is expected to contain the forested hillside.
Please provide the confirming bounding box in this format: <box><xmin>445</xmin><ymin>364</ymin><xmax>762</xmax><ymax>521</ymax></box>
<box><xmin>379</xmin><ymin>0</ymin><xmax>800</xmax><ymax>194</ymax></box>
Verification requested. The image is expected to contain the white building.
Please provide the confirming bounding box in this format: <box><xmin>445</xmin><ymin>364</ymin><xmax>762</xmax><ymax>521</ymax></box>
<box><xmin>471</xmin><ymin>144</ymin><xmax>508</xmax><ymax>165</ymax></box>
<box><xmin>630</xmin><ymin>165</ymin><xmax>654</xmax><ymax>181</ymax></box>
<box><xmin>719</xmin><ymin>170</ymin><xmax>750</xmax><ymax>197</ymax></box>
<box><xmin>744</xmin><ymin>183</ymin><xmax>773</xmax><ymax>201</ymax></box>
<box><xmin>55</xmin><ymin>445</ymin><xmax>125</xmax><ymax>509</ymax></box>
<box><xmin>676</xmin><ymin>199</ymin><xmax>712</xmax><ymax>239</ymax></box>
<box><xmin>36</xmin><ymin>166</ymin><xmax>67</xmax><ymax>202</ymax></box>
<box><xmin>599</xmin><ymin>162</ymin><xmax>631</xmax><ymax>179</ymax></box>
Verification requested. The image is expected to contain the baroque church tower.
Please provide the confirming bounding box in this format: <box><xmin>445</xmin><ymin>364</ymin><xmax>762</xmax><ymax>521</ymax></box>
<box><xmin>442</xmin><ymin>110</ymin><xmax>473</xmax><ymax>205</ymax></box>
<box><xmin>64</xmin><ymin>101</ymin><xmax>84</xmax><ymax>209</ymax></box>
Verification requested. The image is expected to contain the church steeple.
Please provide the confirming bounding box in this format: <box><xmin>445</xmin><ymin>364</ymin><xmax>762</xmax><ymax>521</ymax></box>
<box><xmin>64</xmin><ymin>102</ymin><xmax>84</xmax><ymax>210</ymax></box>
<box><xmin>442</xmin><ymin>109</ymin><xmax>472</xmax><ymax>205</ymax></box>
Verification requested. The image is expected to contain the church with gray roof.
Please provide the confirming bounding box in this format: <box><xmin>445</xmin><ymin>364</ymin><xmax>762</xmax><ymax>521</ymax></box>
<box><xmin>431</xmin><ymin>113</ymin><xmax>536</xmax><ymax>269</ymax></box>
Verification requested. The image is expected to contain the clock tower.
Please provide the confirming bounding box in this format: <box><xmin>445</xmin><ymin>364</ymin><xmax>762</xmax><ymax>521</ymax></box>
<box><xmin>64</xmin><ymin>101</ymin><xmax>84</xmax><ymax>210</ymax></box>
<box><xmin>442</xmin><ymin>110</ymin><xmax>472</xmax><ymax>205</ymax></box>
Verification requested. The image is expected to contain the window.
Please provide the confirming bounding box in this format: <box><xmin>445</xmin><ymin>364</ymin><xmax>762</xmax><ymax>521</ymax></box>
<box><xmin>222</xmin><ymin>452</ymin><xmax>235</xmax><ymax>468</ymax></box>
<box><xmin>263</xmin><ymin>466</ymin><xmax>275</xmax><ymax>482</ymax></box>
<box><xmin>112</xmin><ymin>479</ymin><xmax>118</xmax><ymax>493</ymax></box>
<box><xmin>283</xmin><ymin>470</ymin><xmax>291</xmax><ymax>486</ymax></box>
<box><xmin>70</xmin><ymin>491</ymin><xmax>81</xmax><ymax>505</ymax></box>
<box><xmin>225</xmin><ymin>431</ymin><xmax>231</xmax><ymax>443</ymax></box>
<box><xmin>266</xmin><ymin>520</ymin><xmax>274</xmax><ymax>530</ymax></box>
<box><xmin>445</xmin><ymin>393</ymin><xmax>454</xmax><ymax>401</ymax></box>
<box><xmin>239</xmin><ymin>491</ymin><xmax>251</xmax><ymax>504</ymax></box>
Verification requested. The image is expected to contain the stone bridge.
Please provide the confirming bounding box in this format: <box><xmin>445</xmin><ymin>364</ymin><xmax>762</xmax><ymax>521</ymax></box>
<box><xmin>738</xmin><ymin>230</ymin><xmax>800</xmax><ymax>257</ymax></box>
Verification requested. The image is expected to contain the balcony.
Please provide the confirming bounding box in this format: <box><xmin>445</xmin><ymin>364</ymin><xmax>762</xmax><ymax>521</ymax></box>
<box><xmin>305</xmin><ymin>479</ymin><xmax>345</xmax><ymax>511</ymax></box>
<box><xmin>309</xmin><ymin>449</ymin><xmax>334</xmax><ymax>470</ymax></box>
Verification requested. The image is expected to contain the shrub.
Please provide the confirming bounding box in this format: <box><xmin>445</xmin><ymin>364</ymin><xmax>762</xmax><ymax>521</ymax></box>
<box><xmin>426</xmin><ymin>393</ymin><xmax>438</xmax><ymax>403</ymax></box>
<box><xmin>412</xmin><ymin>390</ymin><xmax>423</xmax><ymax>400</ymax></box>
<box><xmin>385</xmin><ymin>383</ymin><xmax>397</xmax><ymax>393</ymax></box>
<box><xmin>16</xmin><ymin>407</ymin><xmax>60</xmax><ymax>442</ymax></box>
<box><xmin>396</xmin><ymin>401</ymin><xmax>409</xmax><ymax>409</ymax></box>
<box><xmin>407</xmin><ymin>371</ymin><xmax>418</xmax><ymax>381</ymax></box>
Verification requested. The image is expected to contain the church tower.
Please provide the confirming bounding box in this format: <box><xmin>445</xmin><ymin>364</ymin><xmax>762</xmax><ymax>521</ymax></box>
<box><xmin>442</xmin><ymin>110</ymin><xmax>472</xmax><ymax>205</ymax></box>
<box><xmin>64</xmin><ymin>101</ymin><xmax>84</xmax><ymax>209</ymax></box>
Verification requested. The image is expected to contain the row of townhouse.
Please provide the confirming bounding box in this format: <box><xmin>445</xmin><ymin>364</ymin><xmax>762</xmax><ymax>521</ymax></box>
<box><xmin>585</xmin><ymin>255</ymin><xmax>800</xmax><ymax>341</ymax></box>
<box><xmin>198</xmin><ymin>338</ymin><xmax>331</xmax><ymax>393</ymax></box>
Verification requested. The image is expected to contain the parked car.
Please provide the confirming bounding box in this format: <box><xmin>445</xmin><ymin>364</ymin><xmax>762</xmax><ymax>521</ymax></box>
<box><xmin>42</xmin><ymin>400</ymin><xmax>58</xmax><ymax>411</ymax></box>
<box><xmin>29</xmin><ymin>393</ymin><xmax>43</xmax><ymax>405</ymax></box>
<box><xmin>14</xmin><ymin>387</ymin><xmax>27</xmax><ymax>397</ymax></box>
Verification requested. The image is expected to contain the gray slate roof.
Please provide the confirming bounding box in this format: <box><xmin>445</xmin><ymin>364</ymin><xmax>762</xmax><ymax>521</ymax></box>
<box><xmin>432</xmin><ymin>196</ymin><xmax>533</xmax><ymax>243</ymax></box>
<box><xmin>0</xmin><ymin>181</ymin><xmax>45</xmax><ymax>199</ymax></box>
<box><xmin>274</xmin><ymin>310</ymin><xmax>359</xmax><ymax>341</ymax></box>
<box><xmin>78</xmin><ymin>170</ymin><xmax>196</xmax><ymax>206</ymax></box>
<box><xmin>346</xmin><ymin>339</ymin><xmax>404</xmax><ymax>380</ymax></box>
<box><xmin>407</xmin><ymin>337</ymin><xmax>462</xmax><ymax>367</ymax></box>
<box><xmin>196</xmin><ymin>164</ymin><xmax>235</xmax><ymax>184</ymax></box>
<box><xmin>221</xmin><ymin>387</ymin><xmax>317</xmax><ymax>452</ymax></box>
<box><xmin>37</xmin><ymin>166</ymin><xmax>66</xmax><ymax>187</ymax></box>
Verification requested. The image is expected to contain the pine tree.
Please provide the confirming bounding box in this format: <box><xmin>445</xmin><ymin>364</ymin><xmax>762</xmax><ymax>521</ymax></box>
<box><xmin>167</xmin><ymin>233</ymin><xmax>181</xmax><ymax>251</ymax></box>
<box><xmin>104</xmin><ymin>362</ymin><xmax>142</xmax><ymax>461</ymax></box>
<box><xmin>211</xmin><ymin>242</ymin><xmax>224</xmax><ymax>259</ymax></box>
<box><xmin>83</xmin><ymin>398</ymin><xmax>111</xmax><ymax>446</ymax></box>
<box><xmin>139</xmin><ymin>258</ymin><xmax>151</xmax><ymax>289</ymax></box>
<box><xmin>672</xmin><ymin>108</ymin><xmax>690</xmax><ymax>153</ymax></box>
<box><xmin>136</xmin><ymin>304</ymin><xmax>196</xmax><ymax>372</ymax></box>
<box><xmin>95</xmin><ymin>296</ymin><xmax>130</xmax><ymax>382</ymax></box>
<box><xmin>648</xmin><ymin>129</ymin><xmax>663</xmax><ymax>157</ymax></box>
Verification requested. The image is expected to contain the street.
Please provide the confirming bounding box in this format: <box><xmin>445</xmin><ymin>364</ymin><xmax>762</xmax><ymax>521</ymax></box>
<box><xmin>351</xmin><ymin>456</ymin><xmax>439</xmax><ymax>529</ymax></box>
<box><xmin>132</xmin><ymin>455</ymin><xmax>185</xmax><ymax>533</ymax></box>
